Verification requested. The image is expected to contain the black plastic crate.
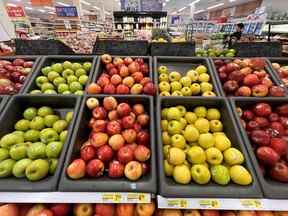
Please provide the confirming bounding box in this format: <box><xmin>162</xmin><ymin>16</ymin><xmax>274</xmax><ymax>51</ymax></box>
<box><xmin>59</xmin><ymin>95</ymin><xmax>157</xmax><ymax>193</ymax></box>
<box><xmin>210</xmin><ymin>57</ymin><xmax>288</xmax><ymax>97</ymax></box>
<box><xmin>157</xmin><ymin>96</ymin><xmax>262</xmax><ymax>198</ymax></box>
<box><xmin>0</xmin><ymin>95</ymin><xmax>82</xmax><ymax>191</ymax></box>
<box><xmin>23</xmin><ymin>56</ymin><xmax>97</xmax><ymax>95</ymax></box>
<box><xmin>266</xmin><ymin>58</ymin><xmax>288</xmax><ymax>88</ymax></box>
<box><xmin>154</xmin><ymin>57</ymin><xmax>222</xmax><ymax>96</ymax></box>
<box><xmin>230</xmin><ymin>97</ymin><xmax>288</xmax><ymax>199</ymax></box>
<box><xmin>0</xmin><ymin>96</ymin><xmax>9</xmax><ymax>115</ymax></box>
<box><xmin>150</xmin><ymin>42</ymin><xmax>195</xmax><ymax>56</ymax></box>
<box><xmin>0</xmin><ymin>56</ymin><xmax>41</xmax><ymax>94</ymax></box>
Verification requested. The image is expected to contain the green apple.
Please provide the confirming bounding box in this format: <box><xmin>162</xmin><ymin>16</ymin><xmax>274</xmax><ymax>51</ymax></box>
<box><xmin>62</xmin><ymin>90</ymin><xmax>72</xmax><ymax>95</ymax></box>
<box><xmin>24</xmin><ymin>130</ymin><xmax>40</xmax><ymax>142</ymax></box>
<box><xmin>69</xmin><ymin>81</ymin><xmax>82</xmax><ymax>93</ymax></box>
<box><xmin>46</xmin><ymin>141</ymin><xmax>63</xmax><ymax>158</ymax></box>
<box><xmin>12</xmin><ymin>158</ymin><xmax>32</xmax><ymax>178</ymax></box>
<box><xmin>181</xmin><ymin>87</ymin><xmax>192</xmax><ymax>96</ymax></box>
<box><xmin>160</xmin><ymin>92</ymin><xmax>170</xmax><ymax>97</ymax></box>
<box><xmin>210</xmin><ymin>165</ymin><xmax>230</xmax><ymax>185</ymax></box>
<box><xmin>58</xmin><ymin>83</ymin><xmax>69</xmax><ymax>94</ymax></box>
<box><xmin>214</xmin><ymin>134</ymin><xmax>231</xmax><ymax>152</ymax></box>
<box><xmin>179</xmin><ymin>118</ymin><xmax>187</xmax><ymax>130</ymax></box>
<box><xmin>0</xmin><ymin>148</ymin><xmax>9</xmax><ymax>162</ymax></box>
<box><xmin>30</xmin><ymin>90</ymin><xmax>42</xmax><ymax>95</ymax></box>
<box><xmin>65</xmin><ymin>111</ymin><xmax>73</xmax><ymax>123</ymax></box>
<box><xmin>163</xmin><ymin>145</ymin><xmax>170</xmax><ymax>159</ymax></box>
<box><xmin>36</xmin><ymin>76</ymin><xmax>49</xmax><ymax>88</ymax></box>
<box><xmin>167</xmin><ymin>120</ymin><xmax>182</xmax><ymax>135</ymax></box>
<box><xmin>199</xmin><ymin>73</ymin><xmax>210</xmax><ymax>82</ymax></box>
<box><xmin>67</xmin><ymin>75</ymin><xmax>78</xmax><ymax>84</ymax></box>
<box><xmin>224</xmin><ymin>148</ymin><xmax>244</xmax><ymax>165</ymax></box>
<box><xmin>184</xmin><ymin>112</ymin><xmax>197</xmax><ymax>124</ymax></box>
<box><xmin>23</xmin><ymin>107</ymin><xmax>37</xmax><ymax>120</ymax></box>
<box><xmin>194</xmin><ymin>106</ymin><xmax>207</xmax><ymax>118</ymax></box>
<box><xmin>167</xmin><ymin>107</ymin><xmax>181</xmax><ymax>120</ymax></box>
<box><xmin>187</xmin><ymin>146</ymin><xmax>206</xmax><ymax>164</ymax></box>
<box><xmin>44</xmin><ymin>89</ymin><xmax>57</xmax><ymax>94</ymax></box>
<box><xmin>72</xmin><ymin>62</ymin><xmax>82</xmax><ymax>71</ymax></box>
<box><xmin>205</xmin><ymin>147</ymin><xmax>223</xmax><ymax>165</ymax></box>
<box><xmin>41</xmin><ymin>82</ymin><xmax>54</xmax><ymax>92</ymax></box>
<box><xmin>38</xmin><ymin>106</ymin><xmax>53</xmax><ymax>117</ymax></box>
<box><xmin>44</xmin><ymin>115</ymin><xmax>60</xmax><ymax>127</ymax></box>
<box><xmin>173</xmin><ymin>164</ymin><xmax>191</xmax><ymax>184</ymax></box>
<box><xmin>162</xmin><ymin>132</ymin><xmax>171</xmax><ymax>145</ymax></box>
<box><xmin>75</xmin><ymin>68</ymin><xmax>86</xmax><ymax>77</ymax></box>
<box><xmin>25</xmin><ymin>159</ymin><xmax>49</xmax><ymax>181</ymax></box>
<box><xmin>207</xmin><ymin>108</ymin><xmax>221</xmax><ymax>120</ymax></box>
<box><xmin>161</xmin><ymin>108</ymin><xmax>169</xmax><ymax>119</ymax></box>
<box><xmin>15</xmin><ymin>119</ymin><xmax>30</xmax><ymax>131</ymax></box>
<box><xmin>161</xmin><ymin>120</ymin><xmax>168</xmax><ymax>131</ymax></box>
<box><xmin>12</xmin><ymin>131</ymin><xmax>24</xmax><ymax>137</ymax></box>
<box><xmin>169</xmin><ymin>71</ymin><xmax>181</xmax><ymax>82</ymax></box>
<box><xmin>171</xmin><ymin>91</ymin><xmax>183</xmax><ymax>96</ymax></box>
<box><xmin>191</xmin><ymin>164</ymin><xmax>211</xmax><ymax>184</ymax></box>
<box><xmin>170</xmin><ymin>81</ymin><xmax>182</xmax><ymax>92</ymax></box>
<box><xmin>79</xmin><ymin>75</ymin><xmax>89</xmax><ymax>85</ymax></box>
<box><xmin>40</xmin><ymin>128</ymin><xmax>59</xmax><ymax>144</ymax></box>
<box><xmin>186</xmin><ymin>70</ymin><xmax>199</xmax><ymax>82</ymax></box>
<box><xmin>51</xmin><ymin>63</ymin><xmax>63</xmax><ymax>73</ymax></box>
<box><xmin>176</xmin><ymin>106</ymin><xmax>186</xmax><ymax>116</ymax></box>
<box><xmin>27</xmin><ymin>142</ymin><xmax>46</xmax><ymax>159</ymax></box>
<box><xmin>164</xmin><ymin>160</ymin><xmax>174</xmax><ymax>176</ymax></box>
<box><xmin>194</xmin><ymin>118</ymin><xmax>210</xmax><ymax>133</ymax></box>
<box><xmin>53</xmin><ymin>77</ymin><xmax>66</xmax><ymax>87</ymax></box>
<box><xmin>63</xmin><ymin>61</ymin><xmax>73</xmax><ymax>69</ymax></box>
<box><xmin>200</xmin><ymin>82</ymin><xmax>213</xmax><ymax>93</ymax></box>
<box><xmin>29</xmin><ymin>116</ymin><xmax>45</xmax><ymax>131</ymax></box>
<box><xmin>53</xmin><ymin>120</ymin><xmax>68</xmax><ymax>133</ymax></box>
<box><xmin>62</xmin><ymin>69</ymin><xmax>74</xmax><ymax>78</ymax></box>
<box><xmin>229</xmin><ymin>165</ymin><xmax>252</xmax><ymax>186</ymax></box>
<box><xmin>180</xmin><ymin>76</ymin><xmax>192</xmax><ymax>87</ymax></box>
<box><xmin>0</xmin><ymin>133</ymin><xmax>24</xmax><ymax>149</ymax></box>
<box><xmin>198</xmin><ymin>133</ymin><xmax>215</xmax><ymax>149</ymax></box>
<box><xmin>59</xmin><ymin>130</ymin><xmax>68</xmax><ymax>142</ymax></box>
<box><xmin>47</xmin><ymin>71</ymin><xmax>60</xmax><ymax>82</ymax></box>
<box><xmin>159</xmin><ymin>81</ymin><xmax>170</xmax><ymax>93</ymax></box>
<box><xmin>183</xmin><ymin>125</ymin><xmax>199</xmax><ymax>142</ymax></box>
<box><xmin>210</xmin><ymin>120</ymin><xmax>223</xmax><ymax>132</ymax></box>
<box><xmin>159</xmin><ymin>73</ymin><xmax>169</xmax><ymax>82</ymax></box>
<box><xmin>74</xmin><ymin>90</ymin><xmax>84</xmax><ymax>95</ymax></box>
<box><xmin>168</xmin><ymin>147</ymin><xmax>186</xmax><ymax>165</ymax></box>
<box><xmin>83</xmin><ymin>62</ymin><xmax>92</xmax><ymax>71</ymax></box>
<box><xmin>171</xmin><ymin>134</ymin><xmax>186</xmax><ymax>149</ymax></box>
<box><xmin>158</xmin><ymin>65</ymin><xmax>168</xmax><ymax>74</ymax></box>
<box><xmin>41</xmin><ymin>66</ymin><xmax>52</xmax><ymax>76</ymax></box>
<box><xmin>0</xmin><ymin>159</ymin><xmax>15</xmax><ymax>177</ymax></box>
<box><xmin>49</xmin><ymin>158</ymin><xmax>58</xmax><ymax>175</ymax></box>
<box><xmin>9</xmin><ymin>143</ymin><xmax>28</xmax><ymax>160</ymax></box>
<box><xmin>196</xmin><ymin>65</ymin><xmax>207</xmax><ymax>74</ymax></box>
<box><xmin>191</xmin><ymin>83</ymin><xmax>201</xmax><ymax>95</ymax></box>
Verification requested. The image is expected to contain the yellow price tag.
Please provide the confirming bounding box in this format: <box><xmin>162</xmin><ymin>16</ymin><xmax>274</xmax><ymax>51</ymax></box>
<box><xmin>199</xmin><ymin>200</ymin><xmax>220</xmax><ymax>208</ymax></box>
<box><xmin>102</xmin><ymin>193</ymin><xmax>122</xmax><ymax>203</ymax></box>
<box><xmin>167</xmin><ymin>199</ymin><xmax>187</xmax><ymax>208</ymax></box>
<box><xmin>241</xmin><ymin>200</ymin><xmax>262</xmax><ymax>209</ymax></box>
<box><xmin>127</xmin><ymin>193</ymin><xmax>148</xmax><ymax>202</ymax></box>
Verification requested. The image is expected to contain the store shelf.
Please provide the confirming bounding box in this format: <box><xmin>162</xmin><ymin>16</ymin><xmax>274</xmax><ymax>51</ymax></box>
<box><xmin>157</xmin><ymin>196</ymin><xmax>288</xmax><ymax>211</ymax></box>
<box><xmin>0</xmin><ymin>192</ymin><xmax>151</xmax><ymax>204</ymax></box>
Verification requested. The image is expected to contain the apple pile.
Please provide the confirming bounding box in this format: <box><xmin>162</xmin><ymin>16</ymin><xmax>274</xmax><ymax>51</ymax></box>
<box><xmin>214</xmin><ymin>58</ymin><xmax>286</xmax><ymax>97</ymax></box>
<box><xmin>158</xmin><ymin>65</ymin><xmax>216</xmax><ymax>96</ymax></box>
<box><xmin>30</xmin><ymin>60</ymin><xmax>92</xmax><ymax>95</ymax></box>
<box><xmin>67</xmin><ymin>96</ymin><xmax>151</xmax><ymax>181</ymax></box>
<box><xmin>0</xmin><ymin>106</ymin><xmax>73</xmax><ymax>181</ymax></box>
<box><xmin>0</xmin><ymin>59</ymin><xmax>34</xmax><ymax>94</ymax></box>
<box><xmin>86</xmin><ymin>54</ymin><xmax>156</xmax><ymax>95</ymax></box>
<box><xmin>161</xmin><ymin>105</ymin><xmax>252</xmax><ymax>185</ymax></box>
<box><xmin>272</xmin><ymin>62</ymin><xmax>288</xmax><ymax>87</ymax></box>
<box><xmin>239</xmin><ymin>102</ymin><xmax>288</xmax><ymax>182</ymax></box>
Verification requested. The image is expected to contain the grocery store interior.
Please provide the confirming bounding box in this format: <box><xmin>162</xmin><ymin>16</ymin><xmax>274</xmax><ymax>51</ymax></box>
<box><xmin>1</xmin><ymin>0</ymin><xmax>288</xmax><ymax>215</ymax></box>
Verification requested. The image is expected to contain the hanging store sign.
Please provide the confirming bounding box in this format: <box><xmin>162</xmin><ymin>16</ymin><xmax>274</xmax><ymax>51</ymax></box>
<box><xmin>55</xmin><ymin>6</ymin><xmax>78</xmax><ymax>17</ymax></box>
<box><xmin>30</xmin><ymin>0</ymin><xmax>53</xmax><ymax>6</ymax></box>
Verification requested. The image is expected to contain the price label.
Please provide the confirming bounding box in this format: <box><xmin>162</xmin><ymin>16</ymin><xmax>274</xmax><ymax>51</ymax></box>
<box><xmin>127</xmin><ymin>193</ymin><xmax>150</xmax><ymax>203</ymax></box>
<box><xmin>102</xmin><ymin>193</ymin><xmax>122</xmax><ymax>203</ymax></box>
<box><xmin>167</xmin><ymin>199</ymin><xmax>188</xmax><ymax>208</ymax></box>
<box><xmin>199</xmin><ymin>200</ymin><xmax>220</xmax><ymax>208</ymax></box>
<box><xmin>240</xmin><ymin>200</ymin><xmax>262</xmax><ymax>209</ymax></box>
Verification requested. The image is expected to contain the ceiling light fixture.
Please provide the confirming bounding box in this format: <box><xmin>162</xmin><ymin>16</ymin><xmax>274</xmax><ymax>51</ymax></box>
<box><xmin>207</xmin><ymin>2</ymin><xmax>224</xmax><ymax>10</ymax></box>
<box><xmin>194</xmin><ymin>9</ymin><xmax>205</xmax><ymax>14</ymax></box>
<box><xmin>189</xmin><ymin>0</ymin><xmax>200</xmax><ymax>6</ymax></box>
<box><xmin>93</xmin><ymin>6</ymin><xmax>100</xmax><ymax>10</ymax></box>
<box><xmin>38</xmin><ymin>9</ymin><xmax>46</xmax><ymax>13</ymax></box>
<box><xmin>178</xmin><ymin>6</ymin><xmax>187</xmax><ymax>12</ymax></box>
<box><xmin>105</xmin><ymin>11</ymin><xmax>111</xmax><ymax>15</ymax></box>
<box><xmin>25</xmin><ymin>6</ymin><xmax>33</xmax><ymax>10</ymax></box>
<box><xmin>165</xmin><ymin>0</ymin><xmax>170</xmax><ymax>2</ymax></box>
<box><xmin>44</xmin><ymin>6</ymin><xmax>55</xmax><ymax>10</ymax></box>
<box><xmin>229</xmin><ymin>0</ymin><xmax>236</xmax><ymax>2</ymax></box>
<box><xmin>81</xmin><ymin>0</ymin><xmax>91</xmax><ymax>6</ymax></box>
<box><xmin>7</xmin><ymin>3</ymin><xmax>17</xmax><ymax>7</ymax></box>
<box><xmin>163</xmin><ymin>2</ymin><xmax>166</xmax><ymax>6</ymax></box>
<box><xmin>48</xmin><ymin>11</ymin><xmax>55</xmax><ymax>14</ymax></box>
<box><xmin>56</xmin><ymin>2</ymin><xmax>70</xmax><ymax>6</ymax></box>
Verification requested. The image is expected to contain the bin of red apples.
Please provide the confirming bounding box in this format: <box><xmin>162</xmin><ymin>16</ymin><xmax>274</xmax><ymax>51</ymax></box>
<box><xmin>0</xmin><ymin>57</ymin><xmax>37</xmax><ymax>95</ymax></box>
<box><xmin>59</xmin><ymin>95</ymin><xmax>156</xmax><ymax>193</ymax></box>
<box><xmin>212</xmin><ymin>58</ymin><xmax>286</xmax><ymax>97</ymax></box>
<box><xmin>270</xmin><ymin>59</ymin><xmax>288</xmax><ymax>87</ymax></box>
<box><xmin>86</xmin><ymin>54</ymin><xmax>156</xmax><ymax>95</ymax></box>
<box><xmin>231</xmin><ymin>98</ymin><xmax>288</xmax><ymax>198</ymax></box>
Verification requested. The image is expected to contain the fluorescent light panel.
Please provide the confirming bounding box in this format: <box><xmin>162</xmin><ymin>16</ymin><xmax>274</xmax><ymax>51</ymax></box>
<box><xmin>190</xmin><ymin>0</ymin><xmax>200</xmax><ymax>5</ymax></box>
<box><xmin>93</xmin><ymin>6</ymin><xmax>100</xmax><ymax>10</ymax></box>
<box><xmin>194</xmin><ymin>9</ymin><xmax>205</xmax><ymax>14</ymax></box>
<box><xmin>163</xmin><ymin>2</ymin><xmax>166</xmax><ymax>6</ymax></box>
<box><xmin>207</xmin><ymin>2</ymin><xmax>224</xmax><ymax>10</ymax></box>
<box><xmin>25</xmin><ymin>6</ymin><xmax>33</xmax><ymax>10</ymax></box>
<box><xmin>81</xmin><ymin>0</ymin><xmax>91</xmax><ymax>6</ymax></box>
<box><xmin>38</xmin><ymin>9</ymin><xmax>46</xmax><ymax>13</ymax></box>
<box><xmin>57</xmin><ymin>2</ymin><xmax>70</xmax><ymax>6</ymax></box>
<box><xmin>44</xmin><ymin>6</ymin><xmax>55</xmax><ymax>10</ymax></box>
<box><xmin>178</xmin><ymin>6</ymin><xmax>187</xmax><ymax>12</ymax></box>
<box><xmin>7</xmin><ymin>3</ymin><xmax>17</xmax><ymax>7</ymax></box>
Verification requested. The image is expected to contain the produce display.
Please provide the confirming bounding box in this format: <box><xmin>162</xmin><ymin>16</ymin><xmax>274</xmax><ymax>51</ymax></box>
<box><xmin>271</xmin><ymin>62</ymin><xmax>288</xmax><ymax>87</ymax></box>
<box><xmin>238</xmin><ymin>102</ymin><xmax>288</xmax><ymax>183</ymax></box>
<box><xmin>161</xmin><ymin>105</ymin><xmax>252</xmax><ymax>185</ymax></box>
<box><xmin>214</xmin><ymin>58</ymin><xmax>286</xmax><ymax>97</ymax></box>
<box><xmin>157</xmin><ymin>65</ymin><xmax>216</xmax><ymax>96</ymax></box>
<box><xmin>66</xmin><ymin>96</ymin><xmax>151</xmax><ymax>181</ymax></box>
<box><xmin>0</xmin><ymin>58</ymin><xmax>34</xmax><ymax>95</ymax></box>
<box><xmin>29</xmin><ymin>60</ymin><xmax>92</xmax><ymax>95</ymax></box>
<box><xmin>0</xmin><ymin>106</ymin><xmax>73</xmax><ymax>181</ymax></box>
<box><xmin>87</xmin><ymin>55</ymin><xmax>156</xmax><ymax>95</ymax></box>
<box><xmin>196</xmin><ymin>48</ymin><xmax>236</xmax><ymax>57</ymax></box>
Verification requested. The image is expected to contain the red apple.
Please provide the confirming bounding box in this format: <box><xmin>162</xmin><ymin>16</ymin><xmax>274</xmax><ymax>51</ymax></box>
<box><xmin>116</xmin><ymin>84</ymin><xmax>130</xmax><ymax>94</ymax></box>
<box><xmin>117</xmin><ymin>103</ymin><xmax>131</xmax><ymax>117</ymax></box>
<box><xmin>226</xmin><ymin>62</ymin><xmax>240</xmax><ymax>73</ymax></box>
<box><xmin>140</xmin><ymin>77</ymin><xmax>152</xmax><ymax>86</ymax></box>
<box><xmin>252</xmin><ymin>84</ymin><xmax>269</xmax><ymax>97</ymax></box>
<box><xmin>108</xmin><ymin>160</ymin><xmax>124</xmax><ymax>178</ymax></box>
<box><xmin>131</xmin><ymin>72</ymin><xmax>144</xmax><ymax>83</ymax></box>
<box><xmin>271</xmin><ymin>122</ymin><xmax>285</xmax><ymax>137</ymax></box>
<box><xmin>97</xmin><ymin>76</ymin><xmax>110</xmax><ymax>88</ymax></box>
<box><xmin>92</xmin><ymin>107</ymin><xmax>107</xmax><ymax>120</ymax></box>
<box><xmin>122</xmin><ymin>115</ymin><xmax>135</xmax><ymax>129</ymax></box>
<box><xmin>141</xmin><ymin>162</ymin><xmax>150</xmax><ymax>176</ymax></box>
<box><xmin>124</xmin><ymin>57</ymin><xmax>133</xmax><ymax>65</ymax></box>
<box><xmin>111</xmin><ymin>74</ymin><xmax>122</xmax><ymax>86</ymax></box>
<box><xmin>243</xmin><ymin>74</ymin><xmax>260</xmax><ymax>86</ymax></box>
<box><xmin>50</xmin><ymin>204</ymin><xmax>71</xmax><ymax>216</ymax></box>
<box><xmin>242</xmin><ymin>110</ymin><xmax>254</xmax><ymax>121</ymax></box>
<box><xmin>133</xmin><ymin>104</ymin><xmax>145</xmax><ymax>115</ymax></box>
<box><xmin>103</xmin><ymin>96</ymin><xmax>118</xmax><ymax>111</ymax></box>
<box><xmin>137</xmin><ymin>114</ymin><xmax>149</xmax><ymax>126</ymax></box>
<box><xmin>67</xmin><ymin>159</ymin><xmax>86</xmax><ymax>179</ymax></box>
<box><xmin>108</xmin><ymin>110</ymin><xmax>118</xmax><ymax>121</ymax></box>
<box><xmin>113</xmin><ymin>57</ymin><xmax>124</xmax><ymax>66</ymax></box>
<box><xmin>108</xmin><ymin>67</ymin><xmax>118</xmax><ymax>76</ymax></box>
<box><xmin>109</xmin><ymin>134</ymin><xmax>125</xmax><ymax>151</ymax></box>
<box><xmin>134</xmin><ymin>145</ymin><xmax>151</xmax><ymax>162</ymax></box>
<box><xmin>89</xmin><ymin>132</ymin><xmax>109</xmax><ymax>148</ymax></box>
<box><xmin>87</xmin><ymin>83</ymin><xmax>102</xmax><ymax>94</ymax></box>
<box><xmin>106</xmin><ymin>63</ymin><xmax>115</xmax><ymax>71</ymax></box>
<box><xmin>0</xmin><ymin>204</ymin><xmax>19</xmax><ymax>216</ymax></box>
<box><xmin>124</xmin><ymin>161</ymin><xmax>143</xmax><ymax>181</ymax></box>
<box><xmin>126</xmin><ymin>143</ymin><xmax>138</xmax><ymax>151</ymax></box>
<box><xmin>97</xmin><ymin>145</ymin><xmax>114</xmax><ymax>162</ymax></box>
<box><xmin>92</xmin><ymin>120</ymin><xmax>107</xmax><ymax>133</ymax></box>
<box><xmin>80</xmin><ymin>145</ymin><xmax>96</xmax><ymax>162</ymax></box>
<box><xmin>107</xmin><ymin>120</ymin><xmax>122</xmax><ymax>135</ymax></box>
<box><xmin>95</xmin><ymin>204</ymin><xmax>115</xmax><ymax>216</ymax></box>
<box><xmin>251</xmin><ymin>130</ymin><xmax>271</xmax><ymax>146</ymax></box>
<box><xmin>250</xmin><ymin>58</ymin><xmax>266</xmax><ymax>70</ymax></box>
<box><xmin>280</xmin><ymin>117</ymin><xmax>288</xmax><ymax>128</ymax></box>
<box><xmin>257</xmin><ymin>146</ymin><xmax>280</xmax><ymax>166</ymax></box>
<box><xmin>122</xmin><ymin>129</ymin><xmax>137</xmax><ymax>143</ymax></box>
<box><xmin>136</xmin><ymin>130</ymin><xmax>150</xmax><ymax>146</ymax></box>
<box><xmin>122</xmin><ymin>76</ymin><xmax>135</xmax><ymax>88</ymax></box>
<box><xmin>119</xmin><ymin>65</ymin><xmax>129</xmax><ymax>77</ymax></box>
<box><xmin>254</xmin><ymin>70</ymin><xmax>267</xmax><ymax>79</ymax></box>
<box><xmin>253</xmin><ymin>103</ymin><xmax>272</xmax><ymax>116</ymax></box>
<box><xmin>101</xmin><ymin>54</ymin><xmax>112</xmax><ymax>64</ymax></box>
<box><xmin>128</xmin><ymin>62</ymin><xmax>140</xmax><ymax>74</ymax></box>
<box><xmin>269</xmin><ymin>113</ymin><xmax>280</xmax><ymax>122</ymax></box>
<box><xmin>277</xmin><ymin>104</ymin><xmax>288</xmax><ymax>117</ymax></box>
<box><xmin>143</xmin><ymin>82</ymin><xmax>156</xmax><ymax>95</ymax></box>
<box><xmin>228</xmin><ymin>70</ymin><xmax>245</xmax><ymax>82</ymax></box>
<box><xmin>23</xmin><ymin>61</ymin><xmax>34</xmax><ymax>68</ymax></box>
<box><xmin>223</xmin><ymin>80</ymin><xmax>238</xmax><ymax>93</ymax></box>
<box><xmin>254</xmin><ymin>117</ymin><xmax>269</xmax><ymax>128</ymax></box>
<box><xmin>86</xmin><ymin>159</ymin><xmax>104</xmax><ymax>177</ymax></box>
<box><xmin>270</xmin><ymin>138</ymin><xmax>287</xmax><ymax>156</ymax></box>
<box><xmin>117</xmin><ymin>146</ymin><xmax>134</xmax><ymax>164</ymax></box>
<box><xmin>246</xmin><ymin>120</ymin><xmax>260</xmax><ymax>131</ymax></box>
<box><xmin>270</xmin><ymin>161</ymin><xmax>288</xmax><ymax>182</ymax></box>
<box><xmin>13</xmin><ymin>58</ymin><xmax>25</xmax><ymax>66</ymax></box>
<box><xmin>261</xmin><ymin>77</ymin><xmax>273</xmax><ymax>88</ymax></box>
<box><xmin>269</xmin><ymin>86</ymin><xmax>286</xmax><ymax>97</ymax></box>
<box><xmin>103</xmin><ymin>84</ymin><xmax>116</xmax><ymax>94</ymax></box>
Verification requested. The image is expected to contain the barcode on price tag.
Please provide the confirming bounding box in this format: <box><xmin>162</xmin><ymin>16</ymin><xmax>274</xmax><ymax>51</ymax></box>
<box><xmin>240</xmin><ymin>200</ymin><xmax>262</xmax><ymax>209</ymax></box>
<box><xmin>102</xmin><ymin>193</ymin><xmax>122</xmax><ymax>203</ymax></box>
<box><xmin>199</xmin><ymin>200</ymin><xmax>220</xmax><ymax>208</ymax></box>
<box><xmin>167</xmin><ymin>199</ymin><xmax>188</xmax><ymax>208</ymax></box>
